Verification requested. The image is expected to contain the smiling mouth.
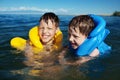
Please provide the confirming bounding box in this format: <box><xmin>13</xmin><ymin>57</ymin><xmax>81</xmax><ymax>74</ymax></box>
<box><xmin>42</xmin><ymin>35</ymin><xmax>49</xmax><ymax>38</ymax></box>
<box><xmin>71</xmin><ymin>43</ymin><xmax>76</xmax><ymax>46</ymax></box>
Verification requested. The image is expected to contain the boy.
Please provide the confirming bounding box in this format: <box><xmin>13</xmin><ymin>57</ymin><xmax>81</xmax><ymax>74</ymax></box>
<box><xmin>59</xmin><ymin>15</ymin><xmax>111</xmax><ymax>65</ymax></box>
<box><xmin>11</xmin><ymin>12</ymin><xmax>63</xmax><ymax>66</ymax></box>
<box><xmin>24</xmin><ymin>12</ymin><xmax>63</xmax><ymax>66</ymax></box>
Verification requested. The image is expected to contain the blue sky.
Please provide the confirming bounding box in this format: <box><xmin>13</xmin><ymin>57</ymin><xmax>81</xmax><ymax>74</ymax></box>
<box><xmin>0</xmin><ymin>0</ymin><xmax>120</xmax><ymax>15</ymax></box>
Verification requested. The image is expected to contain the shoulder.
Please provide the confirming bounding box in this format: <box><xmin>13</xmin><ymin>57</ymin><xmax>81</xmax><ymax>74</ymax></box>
<box><xmin>89</xmin><ymin>48</ymin><xmax>99</xmax><ymax>57</ymax></box>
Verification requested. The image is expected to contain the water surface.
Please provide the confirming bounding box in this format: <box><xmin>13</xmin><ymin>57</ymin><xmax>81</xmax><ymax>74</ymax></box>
<box><xmin>0</xmin><ymin>14</ymin><xmax>120</xmax><ymax>80</ymax></box>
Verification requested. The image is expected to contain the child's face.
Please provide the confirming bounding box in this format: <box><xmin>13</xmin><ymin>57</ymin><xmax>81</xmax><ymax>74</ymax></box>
<box><xmin>39</xmin><ymin>19</ymin><xmax>57</xmax><ymax>45</ymax></box>
<box><xmin>68</xmin><ymin>27</ymin><xmax>87</xmax><ymax>49</ymax></box>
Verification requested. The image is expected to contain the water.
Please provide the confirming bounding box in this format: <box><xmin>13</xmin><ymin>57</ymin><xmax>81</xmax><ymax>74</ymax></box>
<box><xmin>0</xmin><ymin>14</ymin><xmax>120</xmax><ymax>80</ymax></box>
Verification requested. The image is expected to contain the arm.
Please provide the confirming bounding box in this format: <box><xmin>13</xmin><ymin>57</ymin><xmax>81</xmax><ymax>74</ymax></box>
<box><xmin>58</xmin><ymin>46</ymin><xmax>92</xmax><ymax>66</ymax></box>
<box><xmin>69</xmin><ymin>48</ymin><xmax>99</xmax><ymax>65</ymax></box>
<box><xmin>72</xmin><ymin>48</ymin><xmax>99</xmax><ymax>65</ymax></box>
<box><xmin>23</xmin><ymin>40</ymin><xmax>34</xmax><ymax>66</ymax></box>
<box><xmin>89</xmin><ymin>48</ymin><xmax>99</xmax><ymax>57</ymax></box>
<box><xmin>24</xmin><ymin>40</ymin><xmax>34</xmax><ymax>58</ymax></box>
<box><xmin>58</xmin><ymin>46</ymin><xmax>68</xmax><ymax>65</ymax></box>
<box><xmin>58</xmin><ymin>47</ymin><xmax>98</xmax><ymax>66</ymax></box>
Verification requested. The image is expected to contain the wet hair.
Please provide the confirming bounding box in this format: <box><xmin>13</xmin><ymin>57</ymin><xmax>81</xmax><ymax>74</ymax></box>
<box><xmin>69</xmin><ymin>15</ymin><xmax>95</xmax><ymax>36</ymax></box>
<box><xmin>39</xmin><ymin>12</ymin><xmax>59</xmax><ymax>27</ymax></box>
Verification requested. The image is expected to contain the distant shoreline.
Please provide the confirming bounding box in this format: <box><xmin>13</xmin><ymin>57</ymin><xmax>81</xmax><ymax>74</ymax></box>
<box><xmin>0</xmin><ymin>11</ymin><xmax>120</xmax><ymax>17</ymax></box>
<box><xmin>112</xmin><ymin>11</ymin><xmax>120</xmax><ymax>16</ymax></box>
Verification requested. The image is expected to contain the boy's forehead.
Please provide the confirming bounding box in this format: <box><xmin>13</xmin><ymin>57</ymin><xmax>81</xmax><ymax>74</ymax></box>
<box><xmin>69</xmin><ymin>26</ymin><xmax>80</xmax><ymax>34</ymax></box>
<box><xmin>69</xmin><ymin>26</ymin><xmax>79</xmax><ymax>32</ymax></box>
<box><xmin>40</xmin><ymin>19</ymin><xmax>56</xmax><ymax>27</ymax></box>
<box><xmin>41</xmin><ymin>19</ymin><xmax>53</xmax><ymax>24</ymax></box>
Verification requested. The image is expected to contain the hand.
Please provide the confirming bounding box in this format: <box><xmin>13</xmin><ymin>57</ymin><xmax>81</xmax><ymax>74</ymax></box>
<box><xmin>75</xmin><ymin>56</ymin><xmax>93</xmax><ymax>65</ymax></box>
<box><xmin>58</xmin><ymin>55</ymin><xmax>66</xmax><ymax>65</ymax></box>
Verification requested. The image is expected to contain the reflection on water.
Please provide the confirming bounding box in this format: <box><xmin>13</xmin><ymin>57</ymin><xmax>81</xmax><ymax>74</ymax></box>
<box><xmin>8</xmin><ymin>51</ymin><xmax>87</xmax><ymax>80</ymax></box>
<box><xmin>1</xmin><ymin>49</ymin><xmax>90</xmax><ymax>80</ymax></box>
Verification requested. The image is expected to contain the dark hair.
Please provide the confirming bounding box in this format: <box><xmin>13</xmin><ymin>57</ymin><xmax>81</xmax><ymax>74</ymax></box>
<box><xmin>39</xmin><ymin>12</ymin><xmax>59</xmax><ymax>27</ymax></box>
<box><xmin>69</xmin><ymin>15</ymin><xmax>95</xmax><ymax>36</ymax></box>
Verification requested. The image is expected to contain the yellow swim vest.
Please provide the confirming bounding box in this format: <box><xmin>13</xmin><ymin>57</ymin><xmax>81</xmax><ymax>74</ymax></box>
<box><xmin>10</xmin><ymin>26</ymin><xmax>63</xmax><ymax>53</ymax></box>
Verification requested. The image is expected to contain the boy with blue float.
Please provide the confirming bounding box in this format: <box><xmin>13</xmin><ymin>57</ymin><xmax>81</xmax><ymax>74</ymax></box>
<box><xmin>59</xmin><ymin>14</ymin><xmax>111</xmax><ymax>65</ymax></box>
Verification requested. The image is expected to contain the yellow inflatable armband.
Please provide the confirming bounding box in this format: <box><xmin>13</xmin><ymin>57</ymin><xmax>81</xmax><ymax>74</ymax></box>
<box><xmin>10</xmin><ymin>37</ymin><xmax>26</xmax><ymax>50</ymax></box>
<box><xmin>29</xmin><ymin>26</ymin><xmax>43</xmax><ymax>49</ymax></box>
<box><xmin>54</xmin><ymin>29</ymin><xmax>63</xmax><ymax>50</ymax></box>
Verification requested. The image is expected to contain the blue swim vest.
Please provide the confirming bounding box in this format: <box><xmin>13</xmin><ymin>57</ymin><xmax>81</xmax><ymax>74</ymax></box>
<box><xmin>70</xmin><ymin>14</ymin><xmax>111</xmax><ymax>56</ymax></box>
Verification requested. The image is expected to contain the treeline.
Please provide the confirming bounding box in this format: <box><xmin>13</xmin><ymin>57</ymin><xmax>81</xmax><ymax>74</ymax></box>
<box><xmin>112</xmin><ymin>11</ymin><xmax>120</xmax><ymax>16</ymax></box>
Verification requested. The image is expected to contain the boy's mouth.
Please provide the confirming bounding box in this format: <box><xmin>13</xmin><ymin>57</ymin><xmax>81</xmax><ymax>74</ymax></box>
<box><xmin>71</xmin><ymin>42</ymin><xmax>76</xmax><ymax>47</ymax></box>
<box><xmin>70</xmin><ymin>42</ymin><xmax>79</xmax><ymax>49</ymax></box>
<box><xmin>42</xmin><ymin>35</ymin><xmax>49</xmax><ymax>39</ymax></box>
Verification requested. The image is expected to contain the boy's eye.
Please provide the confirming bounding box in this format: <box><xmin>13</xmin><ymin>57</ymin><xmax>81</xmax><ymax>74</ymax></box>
<box><xmin>74</xmin><ymin>35</ymin><xmax>78</xmax><ymax>38</ymax></box>
<box><xmin>39</xmin><ymin>27</ymin><xmax>44</xmax><ymax>30</ymax></box>
<box><xmin>68</xmin><ymin>33</ymin><xmax>71</xmax><ymax>37</ymax></box>
<box><xmin>73</xmin><ymin>35</ymin><xmax>79</xmax><ymax>38</ymax></box>
<box><xmin>48</xmin><ymin>27</ymin><xmax>53</xmax><ymax>30</ymax></box>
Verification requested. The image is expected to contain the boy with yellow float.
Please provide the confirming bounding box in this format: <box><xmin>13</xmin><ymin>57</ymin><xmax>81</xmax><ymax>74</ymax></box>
<box><xmin>10</xmin><ymin>12</ymin><xmax>63</xmax><ymax>66</ymax></box>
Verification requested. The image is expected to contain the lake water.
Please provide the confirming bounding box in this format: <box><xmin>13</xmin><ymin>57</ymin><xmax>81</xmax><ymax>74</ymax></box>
<box><xmin>0</xmin><ymin>14</ymin><xmax>120</xmax><ymax>80</ymax></box>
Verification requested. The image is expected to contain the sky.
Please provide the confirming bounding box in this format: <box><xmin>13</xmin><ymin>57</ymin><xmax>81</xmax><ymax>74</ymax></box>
<box><xmin>0</xmin><ymin>0</ymin><xmax>120</xmax><ymax>15</ymax></box>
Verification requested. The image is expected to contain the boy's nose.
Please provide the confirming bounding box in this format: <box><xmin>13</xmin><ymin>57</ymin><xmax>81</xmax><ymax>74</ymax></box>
<box><xmin>69</xmin><ymin>36</ymin><xmax>73</xmax><ymax>42</ymax></box>
<box><xmin>43</xmin><ymin>28</ymin><xmax>48</xmax><ymax>33</ymax></box>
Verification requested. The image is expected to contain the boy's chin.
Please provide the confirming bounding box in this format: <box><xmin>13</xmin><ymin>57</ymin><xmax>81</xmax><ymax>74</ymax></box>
<box><xmin>71</xmin><ymin>46</ymin><xmax>78</xmax><ymax>49</ymax></box>
<box><xmin>41</xmin><ymin>40</ymin><xmax>49</xmax><ymax>44</ymax></box>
